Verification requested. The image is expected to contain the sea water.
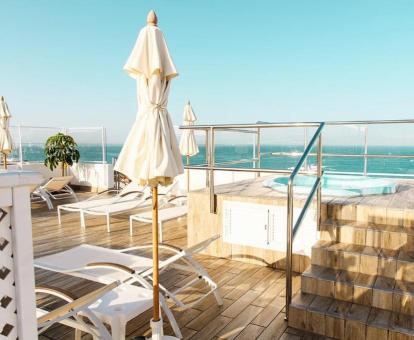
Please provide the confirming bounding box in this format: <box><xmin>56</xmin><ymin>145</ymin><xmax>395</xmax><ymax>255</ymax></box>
<box><xmin>11</xmin><ymin>144</ymin><xmax>414</xmax><ymax>177</ymax></box>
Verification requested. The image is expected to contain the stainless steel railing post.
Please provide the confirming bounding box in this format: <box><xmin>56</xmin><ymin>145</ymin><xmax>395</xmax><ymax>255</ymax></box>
<box><xmin>209</xmin><ymin>127</ymin><xmax>215</xmax><ymax>213</ymax></box>
<box><xmin>364</xmin><ymin>125</ymin><xmax>368</xmax><ymax>176</ymax></box>
<box><xmin>304</xmin><ymin>127</ymin><xmax>308</xmax><ymax>170</ymax></box>
<box><xmin>101</xmin><ymin>127</ymin><xmax>107</xmax><ymax>164</ymax></box>
<box><xmin>317</xmin><ymin>134</ymin><xmax>322</xmax><ymax>231</ymax></box>
<box><xmin>205</xmin><ymin>129</ymin><xmax>210</xmax><ymax>188</ymax></box>
<box><xmin>284</xmin><ymin>122</ymin><xmax>324</xmax><ymax>321</ymax></box>
<box><xmin>285</xmin><ymin>180</ymin><xmax>294</xmax><ymax>321</ymax></box>
<box><xmin>256</xmin><ymin>127</ymin><xmax>261</xmax><ymax>176</ymax></box>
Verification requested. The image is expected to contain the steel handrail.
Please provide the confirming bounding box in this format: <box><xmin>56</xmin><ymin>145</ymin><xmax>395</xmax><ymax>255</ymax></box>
<box><xmin>179</xmin><ymin>122</ymin><xmax>322</xmax><ymax>130</ymax></box>
<box><xmin>285</xmin><ymin>122</ymin><xmax>324</xmax><ymax>321</ymax></box>
<box><xmin>179</xmin><ymin>118</ymin><xmax>414</xmax><ymax>130</ymax></box>
<box><xmin>184</xmin><ymin>164</ymin><xmax>315</xmax><ymax>175</ymax></box>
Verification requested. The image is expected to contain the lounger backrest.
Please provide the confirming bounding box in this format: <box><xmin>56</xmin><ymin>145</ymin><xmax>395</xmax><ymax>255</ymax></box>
<box><xmin>119</xmin><ymin>182</ymin><xmax>145</xmax><ymax>196</ymax></box>
<box><xmin>42</xmin><ymin>176</ymin><xmax>73</xmax><ymax>192</ymax></box>
<box><xmin>158</xmin><ymin>179</ymin><xmax>179</xmax><ymax>196</ymax></box>
<box><xmin>29</xmin><ymin>184</ymin><xmax>40</xmax><ymax>193</ymax></box>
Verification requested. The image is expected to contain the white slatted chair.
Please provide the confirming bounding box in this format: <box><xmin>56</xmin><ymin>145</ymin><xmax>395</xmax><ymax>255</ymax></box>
<box><xmin>34</xmin><ymin>235</ymin><xmax>223</xmax><ymax>310</ymax></box>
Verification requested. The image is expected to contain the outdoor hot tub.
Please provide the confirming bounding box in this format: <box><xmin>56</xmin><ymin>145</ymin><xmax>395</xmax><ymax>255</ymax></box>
<box><xmin>263</xmin><ymin>174</ymin><xmax>397</xmax><ymax>197</ymax></box>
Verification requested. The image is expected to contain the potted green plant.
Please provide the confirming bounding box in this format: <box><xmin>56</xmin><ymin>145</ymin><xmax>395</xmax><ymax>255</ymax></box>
<box><xmin>44</xmin><ymin>133</ymin><xmax>80</xmax><ymax>176</ymax></box>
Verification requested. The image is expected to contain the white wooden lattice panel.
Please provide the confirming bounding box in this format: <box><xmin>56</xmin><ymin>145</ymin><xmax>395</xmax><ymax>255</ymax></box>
<box><xmin>0</xmin><ymin>207</ymin><xmax>18</xmax><ymax>339</ymax></box>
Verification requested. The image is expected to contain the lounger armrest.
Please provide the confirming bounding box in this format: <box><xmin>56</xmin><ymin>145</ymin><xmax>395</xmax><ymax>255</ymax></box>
<box><xmin>36</xmin><ymin>285</ymin><xmax>77</xmax><ymax>303</ymax></box>
<box><xmin>85</xmin><ymin>262</ymin><xmax>152</xmax><ymax>289</ymax></box>
<box><xmin>119</xmin><ymin>190</ymin><xmax>146</xmax><ymax>198</ymax></box>
<box><xmin>37</xmin><ymin>281</ymin><xmax>120</xmax><ymax>325</ymax></box>
<box><xmin>86</xmin><ymin>262</ymin><xmax>135</xmax><ymax>274</ymax></box>
<box><xmin>119</xmin><ymin>242</ymin><xmax>183</xmax><ymax>254</ymax></box>
<box><xmin>167</xmin><ymin>195</ymin><xmax>187</xmax><ymax>203</ymax></box>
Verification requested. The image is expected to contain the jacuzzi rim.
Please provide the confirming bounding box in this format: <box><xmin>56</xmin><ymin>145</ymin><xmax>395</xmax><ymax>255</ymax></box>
<box><xmin>263</xmin><ymin>174</ymin><xmax>397</xmax><ymax>197</ymax></box>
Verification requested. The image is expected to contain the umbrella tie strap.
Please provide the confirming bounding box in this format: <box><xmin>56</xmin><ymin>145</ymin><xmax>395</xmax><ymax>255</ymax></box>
<box><xmin>150</xmin><ymin>103</ymin><xmax>167</xmax><ymax>111</ymax></box>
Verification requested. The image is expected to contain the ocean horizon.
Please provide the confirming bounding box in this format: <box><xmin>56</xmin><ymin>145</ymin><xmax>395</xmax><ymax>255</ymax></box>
<box><xmin>11</xmin><ymin>144</ymin><xmax>414</xmax><ymax>177</ymax></box>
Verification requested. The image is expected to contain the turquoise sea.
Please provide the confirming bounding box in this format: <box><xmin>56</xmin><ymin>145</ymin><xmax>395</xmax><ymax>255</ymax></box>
<box><xmin>12</xmin><ymin>144</ymin><xmax>414</xmax><ymax>177</ymax></box>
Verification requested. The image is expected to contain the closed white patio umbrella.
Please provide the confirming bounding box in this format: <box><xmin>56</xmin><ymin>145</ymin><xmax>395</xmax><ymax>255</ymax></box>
<box><xmin>115</xmin><ymin>10</ymin><xmax>183</xmax><ymax>340</ymax></box>
<box><xmin>0</xmin><ymin>96</ymin><xmax>13</xmax><ymax>169</ymax></box>
<box><xmin>179</xmin><ymin>101</ymin><xmax>199</xmax><ymax>190</ymax></box>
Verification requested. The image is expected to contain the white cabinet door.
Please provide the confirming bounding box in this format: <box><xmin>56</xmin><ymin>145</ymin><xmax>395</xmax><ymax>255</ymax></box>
<box><xmin>223</xmin><ymin>201</ymin><xmax>274</xmax><ymax>249</ymax></box>
<box><xmin>223</xmin><ymin>200</ymin><xmax>317</xmax><ymax>254</ymax></box>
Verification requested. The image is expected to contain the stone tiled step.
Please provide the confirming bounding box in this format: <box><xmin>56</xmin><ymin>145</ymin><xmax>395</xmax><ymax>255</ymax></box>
<box><xmin>312</xmin><ymin>241</ymin><xmax>414</xmax><ymax>281</ymax></box>
<box><xmin>320</xmin><ymin>219</ymin><xmax>414</xmax><ymax>251</ymax></box>
<box><xmin>325</xmin><ymin>203</ymin><xmax>414</xmax><ymax>228</ymax></box>
<box><xmin>301</xmin><ymin>265</ymin><xmax>414</xmax><ymax>315</ymax></box>
<box><xmin>289</xmin><ymin>291</ymin><xmax>414</xmax><ymax>339</ymax></box>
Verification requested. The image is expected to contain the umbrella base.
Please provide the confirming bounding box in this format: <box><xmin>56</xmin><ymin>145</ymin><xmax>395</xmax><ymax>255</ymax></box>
<box><xmin>149</xmin><ymin>319</ymin><xmax>180</xmax><ymax>340</ymax></box>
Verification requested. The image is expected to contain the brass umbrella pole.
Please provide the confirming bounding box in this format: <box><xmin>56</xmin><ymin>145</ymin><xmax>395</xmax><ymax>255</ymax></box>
<box><xmin>186</xmin><ymin>155</ymin><xmax>190</xmax><ymax>191</ymax></box>
<box><xmin>151</xmin><ymin>185</ymin><xmax>160</xmax><ymax>322</ymax></box>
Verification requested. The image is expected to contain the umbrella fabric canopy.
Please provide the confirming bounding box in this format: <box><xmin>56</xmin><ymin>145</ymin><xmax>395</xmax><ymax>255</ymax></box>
<box><xmin>179</xmin><ymin>101</ymin><xmax>199</xmax><ymax>157</ymax></box>
<box><xmin>0</xmin><ymin>96</ymin><xmax>13</xmax><ymax>155</ymax></box>
<box><xmin>115</xmin><ymin>11</ymin><xmax>183</xmax><ymax>339</ymax></box>
<box><xmin>115</xmin><ymin>16</ymin><xmax>183</xmax><ymax>187</ymax></box>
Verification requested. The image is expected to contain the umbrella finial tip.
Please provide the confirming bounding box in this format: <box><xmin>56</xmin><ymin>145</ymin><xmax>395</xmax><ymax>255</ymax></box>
<box><xmin>147</xmin><ymin>10</ymin><xmax>158</xmax><ymax>26</ymax></box>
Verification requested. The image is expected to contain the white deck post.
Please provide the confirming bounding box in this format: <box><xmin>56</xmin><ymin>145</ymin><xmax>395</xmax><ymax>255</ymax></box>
<box><xmin>0</xmin><ymin>170</ymin><xmax>43</xmax><ymax>339</ymax></box>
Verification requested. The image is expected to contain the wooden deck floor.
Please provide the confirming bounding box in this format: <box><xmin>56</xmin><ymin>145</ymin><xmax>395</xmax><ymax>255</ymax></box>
<box><xmin>32</xmin><ymin>193</ymin><xmax>313</xmax><ymax>340</ymax></box>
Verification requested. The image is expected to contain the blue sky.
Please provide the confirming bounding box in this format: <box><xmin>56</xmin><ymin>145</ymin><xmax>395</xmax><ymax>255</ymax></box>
<box><xmin>1</xmin><ymin>1</ymin><xmax>414</xmax><ymax>143</ymax></box>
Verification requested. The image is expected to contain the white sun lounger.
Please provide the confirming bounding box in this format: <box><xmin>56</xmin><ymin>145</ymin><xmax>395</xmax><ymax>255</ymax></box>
<box><xmin>57</xmin><ymin>182</ymin><xmax>147</xmax><ymax>226</ymax></box>
<box><xmin>31</xmin><ymin>176</ymin><xmax>77</xmax><ymax>210</ymax></box>
<box><xmin>129</xmin><ymin>203</ymin><xmax>188</xmax><ymax>241</ymax></box>
<box><xmin>37</xmin><ymin>281</ymin><xmax>119</xmax><ymax>339</ymax></box>
<box><xmin>34</xmin><ymin>235</ymin><xmax>223</xmax><ymax>310</ymax></box>
<box><xmin>58</xmin><ymin>181</ymin><xmax>179</xmax><ymax>232</ymax></box>
<box><xmin>37</xmin><ymin>279</ymin><xmax>182</xmax><ymax>339</ymax></box>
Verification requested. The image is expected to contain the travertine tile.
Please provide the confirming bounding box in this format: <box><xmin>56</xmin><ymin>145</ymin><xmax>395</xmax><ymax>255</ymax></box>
<box><xmin>366</xmin><ymin>229</ymin><xmax>382</xmax><ymax>248</ymax></box>
<box><xmin>306</xmin><ymin>296</ymin><xmax>333</xmax><ymax>336</ymax></box>
<box><xmin>335</xmin><ymin>271</ymin><xmax>357</xmax><ymax>302</ymax></box>
<box><xmin>353</xmin><ymin>273</ymin><xmax>376</xmax><ymax>305</ymax></box>
<box><xmin>403</xmin><ymin>209</ymin><xmax>414</xmax><ymax>228</ymax></box>
<box><xmin>382</xmin><ymin>230</ymin><xmax>404</xmax><ymax>251</ymax></box>
<box><xmin>372</xmin><ymin>276</ymin><xmax>395</xmax><ymax>310</ymax></box>
<box><xmin>379</xmin><ymin>249</ymin><xmax>399</xmax><ymax>279</ymax></box>
<box><xmin>356</xmin><ymin>205</ymin><xmax>369</xmax><ymax>223</ymax></box>
<box><xmin>386</xmin><ymin>208</ymin><xmax>404</xmax><ymax>226</ymax></box>
<box><xmin>366</xmin><ymin>308</ymin><xmax>391</xmax><ymax>340</ymax></box>
<box><xmin>289</xmin><ymin>293</ymin><xmax>315</xmax><ymax>331</ymax></box>
<box><xmin>397</xmin><ymin>251</ymin><xmax>414</xmax><ymax>282</ymax></box>
<box><xmin>344</xmin><ymin>304</ymin><xmax>370</xmax><ymax>340</ymax></box>
<box><xmin>311</xmin><ymin>241</ymin><xmax>332</xmax><ymax>267</ymax></box>
<box><xmin>393</xmin><ymin>280</ymin><xmax>414</xmax><ymax>316</ymax></box>
<box><xmin>389</xmin><ymin>312</ymin><xmax>414</xmax><ymax>340</ymax></box>
<box><xmin>360</xmin><ymin>247</ymin><xmax>380</xmax><ymax>275</ymax></box>
<box><xmin>325</xmin><ymin>300</ymin><xmax>351</xmax><ymax>339</ymax></box>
